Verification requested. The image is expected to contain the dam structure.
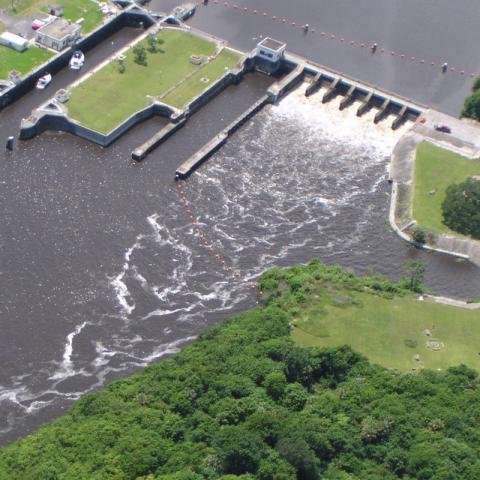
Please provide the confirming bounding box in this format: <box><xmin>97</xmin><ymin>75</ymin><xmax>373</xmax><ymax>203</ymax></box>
<box><xmin>174</xmin><ymin>38</ymin><xmax>424</xmax><ymax>179</ymax></box>
<box><xmin>18</xmin><ymin>7</ymin><xmax>423</xmax><ymax>167</ymax></box>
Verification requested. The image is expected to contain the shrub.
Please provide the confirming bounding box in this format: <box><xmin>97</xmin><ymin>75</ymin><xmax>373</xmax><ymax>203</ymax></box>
<box><xmin>117</xmin><ymin>59</ymin><xmax>126</xmax><ymax>74</ymax></box>
<box><xmin>411</xmin><ymin>226</ymin><xmax>427</xmax><ymax>244</ymax></box>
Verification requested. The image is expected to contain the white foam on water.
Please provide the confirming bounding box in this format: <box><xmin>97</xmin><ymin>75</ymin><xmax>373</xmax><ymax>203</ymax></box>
<box><xmin>141</xmin><ymin>336</ymin><xmax>197</xmax><ymax>363</ymax></box>
<box><xmin>49</xmin><ymin>321</ymin><xmax>88</xmax><ymax>381</ymax></box>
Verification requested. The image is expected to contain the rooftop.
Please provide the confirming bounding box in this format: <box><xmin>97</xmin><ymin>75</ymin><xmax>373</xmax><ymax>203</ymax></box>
<box><xmin>258</xmin><ymin>37</ymin><xmax>286</xmax><ymax>52</ymax></box>
<box><xmin>38</xmin><ymin>18</ymin><xmax>80</xmax><ymax>40</ymax></box>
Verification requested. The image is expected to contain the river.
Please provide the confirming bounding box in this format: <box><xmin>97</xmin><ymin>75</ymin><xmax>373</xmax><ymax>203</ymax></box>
<box><xmin>0</xmin><ymin>31</ymin><xmax>479</xmax><ymax>446</ymax></box>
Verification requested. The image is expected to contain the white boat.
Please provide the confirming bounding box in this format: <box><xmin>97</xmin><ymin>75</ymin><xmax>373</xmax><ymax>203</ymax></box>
<box><xmin>36</xmin><ymin>72</ymin><xmax>52</xmax><ymax>90</ymax></box>
<box><xmin>69</xmin><ymin>50</ymin><xmax>85</xmax><ymax>70</ymax></box>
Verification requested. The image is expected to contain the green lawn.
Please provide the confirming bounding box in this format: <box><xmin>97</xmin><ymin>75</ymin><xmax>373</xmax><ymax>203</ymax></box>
<box><xmin>67</xmin><ymin>29</ymin><xmax>241</xmax><ymax>133</ymax></box>
<box><xmin>412</xmin><ymin>141</ymin><xmax>480</xmax><ymax>234</ymax></box>
<box><xmin>162</xmin><ymin>48</ymin><xmax>240</xmax><ymax>109</ymax></box>
<box><xmin>0</xmin><ymin>0</ymin><xmax>103</xmax><ymax>33</ymax></box>
<box><xmin>292</xmin><ymin>289</ymin><xmax>480</xmax><ymax>372</ymax></box>
<box><xmin>0</xmin><ymin>44</ymin><xmax>53</xmax><ymax>80</ymax></box>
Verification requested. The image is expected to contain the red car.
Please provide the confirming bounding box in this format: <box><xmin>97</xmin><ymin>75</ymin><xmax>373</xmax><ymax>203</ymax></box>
<box><xmin>31</xmin><ymin>19</ymin><xmax>45</xmax><ymax>30</ymax></box>
<box><xmin>434</xmin><ymin>124</ymin><xmax>452</xmax><ymax>134</ymax></box>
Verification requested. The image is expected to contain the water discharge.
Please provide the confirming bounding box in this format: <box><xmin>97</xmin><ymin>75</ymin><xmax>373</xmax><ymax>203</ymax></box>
<box><xmin>0</xmin><ymin>80</ymin><xmax>479</xmax><ymax>446</ymax></box>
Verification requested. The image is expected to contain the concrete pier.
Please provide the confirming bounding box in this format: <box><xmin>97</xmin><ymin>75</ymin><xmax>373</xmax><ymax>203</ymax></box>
<box><xmin>357</xmin><ymin>91</ymin><xmax>374</xmax><ymax>117</ymax></box>
<box><xmin>176</xmin><ymin>133</ymin><xmax>227</xmax><ymax>179</ymax></box>
<box><xmin>305</xmin><ymin>72</ymin><xmax>322</xmax><ymax>97</ymax></box>
<box><xmin>391</xmin><ymin>105</ymin><xmax>408</xmax><ymax>130</ymax></box>
<box><xmin>322</xmin><ymin>77</ymin><xmax>342</xmax><ymax>104</ymax></box>
<box><xmin>176</xmin><ymin>94</ymin><xmax>272</xmax><ymax>179</ymax></box>
<box><xmin>131</xmin><ymin>119</ymin><xmax>186</xmax><ymax>161</ymax></box>
<box><xmin>339</xmin><ymin>84</ymin><xmax>356</xmax><ymax>110</ymax></box>
<box><xmin>374</xmin><ymin>98</ymin><xmax>390</xmax><ymax>124</ymax></box>
<box><xmin>267</xmin><ymin>64</ymin><xmax>305</xmax><ymax>101</ymax></box>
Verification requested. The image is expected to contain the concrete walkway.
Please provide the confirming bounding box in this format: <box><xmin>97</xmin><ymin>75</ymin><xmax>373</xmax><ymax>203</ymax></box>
<box><xmin>0</xmin><ymin>10</ymin><xmax>48</xmax><ymax>40</ymax></box>
<box><xmin>425</xmin><ymin>294</ymin><xmax>480</xmax><ymax>310</ymax></box>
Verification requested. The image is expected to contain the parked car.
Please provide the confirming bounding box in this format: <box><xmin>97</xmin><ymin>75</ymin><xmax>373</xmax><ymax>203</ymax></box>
<box><xmin>31</xmin><ymin>19</ymin><xmax>45</xmax><ymax>30</ymax></box>
<box><xmin>434</xmin><ymin>124</ymin><xmax>452</xmax><ymax>134</ymax></box>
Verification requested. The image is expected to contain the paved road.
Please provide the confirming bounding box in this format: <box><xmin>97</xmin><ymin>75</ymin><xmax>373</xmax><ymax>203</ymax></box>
<box><xmin>151</xmin><ymin>0</ymin><xmax>480</xmax><ymax>116</ymax></box>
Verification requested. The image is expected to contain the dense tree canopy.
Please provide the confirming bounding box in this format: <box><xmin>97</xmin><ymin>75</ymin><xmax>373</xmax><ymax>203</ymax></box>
<box><xmin>462</xmin><ymin>77</ymin><xmax>480</xmax><ymax>120</ymax></box>
<box><xmin>0</xmin><ymin>262</ymin><xmax>479</xmax><ymax>479</ymax></box>
<box><xmin>442</xmin><ymin>178</ymin><xmax>480</xmax><ymax>239</ymax></box>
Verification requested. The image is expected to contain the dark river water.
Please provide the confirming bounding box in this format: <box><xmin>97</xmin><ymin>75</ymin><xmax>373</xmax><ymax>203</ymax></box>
<box><xmin>0</xmin><ymin>23</ymin><xmax>479</xmax><ymax>446</ymax></box>
<box><xmin>151</xmin><ymin>0</ymin><xmax>480</xmax><ymax>115</ymax></box>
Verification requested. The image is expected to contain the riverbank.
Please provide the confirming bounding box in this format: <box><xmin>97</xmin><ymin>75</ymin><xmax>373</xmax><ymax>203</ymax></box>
<box><xmin>1</xmin><ymin>261</ymin><xmax>480</xmax><ymax>479</ymax></box>
<box><xmin>389</xmin><ymin>110</ymin><xmax>480</xmax><ymax>266</ymax></box>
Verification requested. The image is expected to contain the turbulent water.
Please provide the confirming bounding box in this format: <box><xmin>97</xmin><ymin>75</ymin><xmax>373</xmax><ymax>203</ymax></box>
<box><xmin>1</xmin><ymin>80</ymin><xmax>479</xmax><ymax>445</ymax></box>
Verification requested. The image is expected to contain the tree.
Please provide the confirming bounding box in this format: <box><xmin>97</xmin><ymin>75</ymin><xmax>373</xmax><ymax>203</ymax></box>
<box><xmin>442</xmin><ymin>178</ymin><xmax>480</xmax><ymax>239</ymax></box>
<box><xmin>401</xmin><ymin>260</ymin><xmax>425</xmax><ymax>292</ymax></box>
<box><xmin>214</xmin><ymin>426</ymin><xmax>266</xmax><ymax>475</ymax></box>
<box><xmin>276</xmin><ymin>436</ymin><xmax>319</xmax><ymax>480</ymax></box>
<box><xmin>462</xmin><ymin>90</ymin><xmax>480</xmax><ymax>120</ymax></box>
<box><xmin>134</xmin><ymin>44</ymin><xmax>148</xmax><ymax>66</ymax></box>
<box><xmin>473</xmin><ymin>76</ymin><xmax>480</xmax><ymax>92</ymax></box>
<box><xmin>147</xmin><ymin>33</ymin><xmax>158</xmax><ymax>53</ymax></box>
<box><xmin>282</xmin><ymin>383</ymin><xmax>309</xmax><ymax>411</ymax></box>
<box><xmin>263</xmin><ymin>372</ymin><xmax>287</xmax><ymax>400</ymax></box>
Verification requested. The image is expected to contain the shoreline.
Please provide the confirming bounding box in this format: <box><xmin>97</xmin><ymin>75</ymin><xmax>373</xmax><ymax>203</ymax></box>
<box><xmin>388</xmin><ymin>111</ymin><xmax>480</xmax><ymax>270</ymax></box>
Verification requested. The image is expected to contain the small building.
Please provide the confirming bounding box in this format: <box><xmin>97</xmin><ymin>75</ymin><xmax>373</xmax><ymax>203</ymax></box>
<box><xmin>47</xmin><ymin>4</ymin><xmax>64</xmax><ymax>16</ymax></box>
<box><xmin>256</xmin><ymin>37</ymin><xmax>286</xmax><ymax>63</ymax></box>
<box><xmin>35</xmin><ymin>18</ymin><xmax>81</xmax><ymax>52</ymax></box>
<box><xmin>0</xmin><ymin>32</ymin><xmax>29</xmax><ymax>52</ymax></box>
<box><xmin>172</xmin><ymin>2</ymin><xmax>196</xmax><ymax>21</ymax></box>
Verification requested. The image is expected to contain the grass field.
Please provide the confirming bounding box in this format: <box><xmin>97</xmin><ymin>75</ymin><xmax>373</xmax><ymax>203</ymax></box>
<box><xmin>412</xmin><ymin>142</ymin><xmax>480</xmax><ymax>234</ymax></box>
<box><xmin>0</xmin><ymin>44</ymin><xmax>53</xmax><ymax>80</ymax></box>
<box><xmin>162</xmin><ymin>49</ymin><xmax>241</xmax><ymax>109</ymax></box>
<box><xmin>0</xmin><ymin>0</ymin><xmax>103</xmax><ymax>33</ymax></box>
<box><xmin>292</xmin><ymin>289</ymin><xmax>480</xmax><ymax>372</ymax></box>
<box><xmin>67</xmin><ymin>30</ymin><xmax>240</xmax><ymax>133</ymax></box>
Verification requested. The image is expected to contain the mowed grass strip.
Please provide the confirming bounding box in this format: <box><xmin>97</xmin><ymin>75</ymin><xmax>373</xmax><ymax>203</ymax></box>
<box><xmin>292</xmin><ymin>290</ymin><xmax>480</xmax><ymax>372</ymax></box>
<box><xmin>412</xmin><ymin>141</ymin><xmax>480</xmax><ymax>233</ymax></box>
<box><xmin>162</xmin><ymin>48</ymin><xmax>240</xmax><ymax>109</ymax></box>
<box><xmin>0</xmin><ymin>45</ymin><xmax>53</xmax><ymax>79</ymax></box>
<box><xmin>67</xmin><ymin>30</ymin><xmax>240</xmax><ymax>133</ymax></box>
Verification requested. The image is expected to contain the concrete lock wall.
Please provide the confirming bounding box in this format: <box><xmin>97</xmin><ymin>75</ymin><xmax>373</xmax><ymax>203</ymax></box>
<box><xmin>20</xmin><ymin>48</ymin><xmax>248</xmax><ymax>147</ymax></box>
<box><xmin>0</xmin><ymin>9</ymin><xmax>154</xmax><ymax>110</ymax></box>
<box><xmin>20</xmin><ymin>102</ymin><xmax>177</xmax><ymax>146</ymax></box>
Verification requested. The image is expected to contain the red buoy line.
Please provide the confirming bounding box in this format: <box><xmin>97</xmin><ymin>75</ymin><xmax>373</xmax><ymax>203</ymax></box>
<box><xmin>175</xmin><ymin>180</ymin><xmax>259</xmax><ymax>292</ymax></box>
<box><xmin>206</xmin><ymin>1</ymin><xmax>476</xmax><ymax>78</ymax></box>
